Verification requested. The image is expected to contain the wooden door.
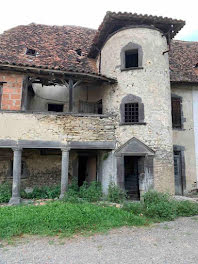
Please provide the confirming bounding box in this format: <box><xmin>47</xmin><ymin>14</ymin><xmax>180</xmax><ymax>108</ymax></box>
<box><xmin>174</xmin><ymin>151</ymin><xmax>183</xmax><ymax>195</ymax></box>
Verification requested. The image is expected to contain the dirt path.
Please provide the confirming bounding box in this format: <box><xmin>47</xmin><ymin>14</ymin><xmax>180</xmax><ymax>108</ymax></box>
<box><xmin>1</xmin><ymin>216</ymin><xmax>198</xmax><ymax>264</ymax></box>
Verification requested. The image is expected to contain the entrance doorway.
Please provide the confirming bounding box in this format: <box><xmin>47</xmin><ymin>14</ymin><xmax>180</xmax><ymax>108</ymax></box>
<box><xmin>124</xmin><ymin>156</ymin><xmax>140</xmax><ymax>200</ymax></box>
<box><xmin>78</xmin><ymin>154</ymin><xmax>97</xmax><ymax>187</ymax></box>
<box><xmin>174</xmin><ymin>151</ymin><xmax>184</xmax><ymax>195</ymax></box>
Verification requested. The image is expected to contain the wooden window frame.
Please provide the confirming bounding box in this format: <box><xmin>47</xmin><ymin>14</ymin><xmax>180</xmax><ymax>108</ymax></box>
<box><xmin>171</xmin><ymin>97</ymin><xmax>182</xmax><ymax>129</ymax></box>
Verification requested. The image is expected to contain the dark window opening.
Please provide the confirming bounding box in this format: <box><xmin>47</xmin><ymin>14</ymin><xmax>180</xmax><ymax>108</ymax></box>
<box><xmin>26</xmin><ymin>48</ymin><xmax>37</xmax><ymax>56</ymax></box>
<box><xmin>76</xmin><ymin>49</ymin><xmax>82</xmax><ymax>56</ymax></box>
<box><xmin>171</xmin><ymin>98</ymin><xmax>182</xmax><ymax>128</ymax></box>
<box><xmin>125</xmin><ymin>103</ymin><xmax>139</xmax><ymax>123</ymax></box>
<box><xmin>125</xmin><ymin>50</ymin><xmax>138</xmax><ymax>68</ymax></box>
<box><xmin>79</xmin><ymin>100</ymin><xmax>102</xmax><ymax>114</ymax></box>
<box><xmin>48</xmin><ymin>104</ymin><xmax>64</xmax><ymax>112</ymax></box>
<box><xmin>97</xmin><ymin>99</ymin><xmax>102</xmax><ymax>114</ymax></box>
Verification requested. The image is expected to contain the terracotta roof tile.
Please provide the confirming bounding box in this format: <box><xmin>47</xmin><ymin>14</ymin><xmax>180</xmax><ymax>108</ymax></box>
<box><xmin>0</xmin><ymin>19</ymin><xmax>197</xmax><ymax>84</ymax></box>
<box><xmin>170</xmin><ymin>40</ymin><xmax>198</xmax><ymax>83</ymax></box>
<box><xmin>0</xmin><ymin>23</ymin><xmax>98</xmax><ymax>75</ymax></box>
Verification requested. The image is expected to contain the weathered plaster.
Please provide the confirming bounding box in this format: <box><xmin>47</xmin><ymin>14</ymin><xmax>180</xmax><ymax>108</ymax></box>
<box><xmin>172</xmin><ymin>83</ymin><xmax>197</xmax><ymax>192</ymax></box>
<box><xmin>99</xmin><ymin>27</ymin><xmax>174</xmax><ymax>193</ymax></box>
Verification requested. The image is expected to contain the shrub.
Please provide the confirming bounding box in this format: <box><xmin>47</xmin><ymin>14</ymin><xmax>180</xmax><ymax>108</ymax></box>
<box><xmin>0</xmin><ymin>182</ymin><xmax>12</xmax><ymax>203</ymax></box>
<box><xmin>64</xmin><ymin>181</ymin><xmax>103</xmax><ymax>203</ymax></box>
<box><xmin>143</xmin><ymin>191</ymin><xmax>176</xmax><ymax>221</ymax></box>
<box><xmin>107</xmin><ymin>183</ymin><xmax>127</xmax><ymax>203</ymax></box>
<box><xmin>123</xmin><ymin>201</ymin><xmax>144</xmax><ymax>215</ymax></box>
<box><xmin>64</xmin><ymin>183</ymin><xmax>79</xmax><ymax>202</ymax></box>
<box><xmin>175</xmin><ymin>200</ymin><xmax>198</xmax><ymax>217</ymax></box>
<box><xmin>79</xmin><ymin>181</ymin><xmax>103</xmax><ymax>202</ymax></box>
<box><xmin>21</xmin><ymin>185</ymin><xmax>60</xmax><ymax>199</ymax></box>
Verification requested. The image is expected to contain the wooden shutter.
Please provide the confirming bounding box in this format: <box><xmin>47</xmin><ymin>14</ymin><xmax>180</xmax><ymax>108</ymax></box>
<box><xmin>171</xmin><ymin>98</ymin><xmax>182</xmax><ymax>128</ymax></box>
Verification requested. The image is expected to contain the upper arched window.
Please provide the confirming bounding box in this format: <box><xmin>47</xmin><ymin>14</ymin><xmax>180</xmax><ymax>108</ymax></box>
<box><xmin>120</xmin><ymin>42</ymin><xmax>143</xmax><ymax>71</ymax></box>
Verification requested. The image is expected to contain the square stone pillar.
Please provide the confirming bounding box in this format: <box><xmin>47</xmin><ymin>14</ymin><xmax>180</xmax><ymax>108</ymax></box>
<box><xmin>59</xmin><ymin>147</ymin><xmax>70</xmax><ymax>199</ymax></box>
<box><xmin>9</xmin><ymin>147</ymin><xmax>23</xmax><ymax>205</ymax></box>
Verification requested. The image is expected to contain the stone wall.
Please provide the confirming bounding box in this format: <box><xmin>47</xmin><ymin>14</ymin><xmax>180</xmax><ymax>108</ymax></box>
<box><xmin>0</xmin><ymin>112</ymin><xmax>115</xmax><ymax>142</ymax></box>
<box><xmin>0</xmin><ymin>72</ymin><xmax>24</xmax><ymax>110</ymax></box>
<box><xmin>99</xmin><ymin>27</ymin><xmax>174</xmax><ymax>193</ymax></box>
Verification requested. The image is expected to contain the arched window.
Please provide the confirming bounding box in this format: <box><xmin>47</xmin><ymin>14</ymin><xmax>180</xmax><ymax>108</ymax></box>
<box><xmin>120</xmin><ymin>42</ymin><xmax>143</xmax><ymax>71</ymax></box>
<box><xmin>120</xmin><ymin>94</ymin><xmax>145</xmax><ymax>125</ymax></box>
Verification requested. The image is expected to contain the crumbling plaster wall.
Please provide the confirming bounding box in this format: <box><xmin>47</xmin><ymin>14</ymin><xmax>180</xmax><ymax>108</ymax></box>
<box><xmin>172</xmin><ymin>84</ymin><xmax>197</xmax><ymax>192</ymax></box>
<box><xmin>99</xmin><ymin>27</ymin><xmax>174</xmax><ymax>193</ymax></box>
<box><xmin>0</xmin><ymin>112</ymin><xmax>115</xmax><ymax>142</ymax></box>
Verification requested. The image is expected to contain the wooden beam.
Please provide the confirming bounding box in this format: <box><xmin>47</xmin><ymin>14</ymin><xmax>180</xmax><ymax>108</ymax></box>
<box><xmin>21</xmin><ymin>76</ymin><xmax>29</xmax><ymax>111</ymax></box>
<box><xmin>0</xmin><ymin>64</ymin><xmax>116</xmax><ymax>83</ymax></box>
<box><xmin>69</xmin><ymin>79</ymin><xmax>73</xmax><ymax>112</ymax></box>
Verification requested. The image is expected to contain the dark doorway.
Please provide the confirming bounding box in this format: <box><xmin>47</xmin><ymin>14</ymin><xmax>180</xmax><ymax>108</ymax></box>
<box><xmin>124</xmin><ymin>156</ymin><xmax>140</xmax><ymax>200</ymax></box>
<box><xmin>78</xmin><ymin>154</ymin><xmax>97</xmax><ymax>187</ymax></box>
<box><xmin>78</xmin><ymin>156</ymin><xmax>88</xmax><ymax>187</ymax></box>
<box><xmin>174</xmin><ymin>151</ymin><xmax>183</xmax><ymax>195</ymax></box>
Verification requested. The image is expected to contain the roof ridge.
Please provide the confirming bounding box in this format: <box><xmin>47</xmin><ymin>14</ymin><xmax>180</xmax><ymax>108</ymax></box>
<box><xmin>173</xmin><ymin>40</ymin><xmax>198</xmax><ymax>43</ymax></box>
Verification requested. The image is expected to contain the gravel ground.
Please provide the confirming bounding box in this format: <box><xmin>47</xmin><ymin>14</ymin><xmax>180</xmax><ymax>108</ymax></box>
<box><xmin>1</xmin><ymin>216</ymin><xmax>198</xmax><ymax>264</ymax></box>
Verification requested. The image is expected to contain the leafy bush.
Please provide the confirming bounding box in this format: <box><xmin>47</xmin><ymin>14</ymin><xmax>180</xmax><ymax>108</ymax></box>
<box><xmin>64</xmin><ymin>181</ymin><xmax>103</xmax><ymax>202</ymax></box>
<box><xmin>0</xmin><ymin>182</ymin><xmax>12</xmax><ymax>203</ymax></box>
<box><xmin>175</xmin><ymin>200</ymin><xmax>198</xmax><ymax>217</ymax></box>
<box><xmin>107</xmin><ymin>183</ymin><xmax>127</xmax><ymax>203</ymax></box>
<box><xmin>21</xmin><ymin>185</ymin><xmax>60</xmax><ymax>199</ymax></box>
<box><xmin>64</xmin><ymin>183</ymin><xmax>80</xmax><ymax>202</ymax></box>
<box><xmin>143</xmin><ymin>191</ymin><xmax>176</xmax><ymax>220</ymax></box>
<box><xmin>79</xmin><ymin>181</ymin><xmax>103</xmax><ymax>202</ymax></box>
<box><xmin>123</xmin><ymin>201</ymin><xmax>144</xmax><ymax>215</ymax></box>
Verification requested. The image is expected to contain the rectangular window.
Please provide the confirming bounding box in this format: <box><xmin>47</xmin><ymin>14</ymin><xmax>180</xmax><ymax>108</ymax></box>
<box><xmin>125</xmin><ymin>50</ymin><xmax>138</xmax><ymax>68</ymax></box>
<box><xmin>171</xmin><ymin>98</ymin><xmax>182</xmax><ymax>128</ymax></box>
<box><xmin>48</xmin><ymin>104</ymin><xmax>64</xmax><ymax>112</ymax></box>
<box><xmin>125</xmin><ymin>103</ymin><xmax>139</xmax><ymax>123</ymax></box>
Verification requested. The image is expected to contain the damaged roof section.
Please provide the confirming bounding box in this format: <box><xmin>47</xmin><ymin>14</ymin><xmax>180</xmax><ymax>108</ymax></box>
<box><xmin>170</xmin><ymin>40</ymin><xmax>198</xmax><ymax>83</ymax></box>
<box><xmin>88</xmin><ymin>11</ymin><xmax>185</xmax><ymax>58</ymax></box>
<box><xmin>0</xmin><ymin>24</ymin><xmax>102</xmax><ymax>78</ymax></box>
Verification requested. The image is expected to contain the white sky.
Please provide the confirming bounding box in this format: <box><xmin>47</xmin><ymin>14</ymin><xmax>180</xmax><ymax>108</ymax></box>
<box><xmin>0</xmin><ymin>0</ymin><xmax>197</xmax><ymax>40</ymax></box>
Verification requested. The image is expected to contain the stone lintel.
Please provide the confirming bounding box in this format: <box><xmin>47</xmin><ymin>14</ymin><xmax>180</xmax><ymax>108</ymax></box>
<box><xmin>0</xmin><ymin>139</ymin><xmax>116</xmax><ymax>150</ymax></box>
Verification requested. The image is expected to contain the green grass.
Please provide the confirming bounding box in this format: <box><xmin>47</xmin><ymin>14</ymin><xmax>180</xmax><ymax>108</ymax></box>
<box><xmin>0</xmin><ymin>201</ymin><xmax>149</xmax><ymax>239</ymax></box>
<box><xmin>1</xmin><ymin>190</ymin><xmax>198</xmax><ymax>240</ymax></box>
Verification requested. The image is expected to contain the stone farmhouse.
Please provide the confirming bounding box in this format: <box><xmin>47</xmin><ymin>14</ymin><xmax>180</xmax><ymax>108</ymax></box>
<box><xmin>0</xmin><ymin>11</ymin><xmax>197</xmax><ymax>204</ymax></box>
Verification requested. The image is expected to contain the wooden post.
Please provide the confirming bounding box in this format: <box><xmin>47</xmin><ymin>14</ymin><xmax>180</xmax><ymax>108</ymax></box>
<box><xmin>69</xmin><ymin>79</ymin><xmax>73</xmax><ymax>112</ymax></box>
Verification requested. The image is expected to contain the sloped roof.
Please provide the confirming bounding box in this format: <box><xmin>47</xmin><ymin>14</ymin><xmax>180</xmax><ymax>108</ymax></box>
<box><xmin>0</xmin><ymin>23</ymin><xmax>98</xmax><ymax>75</ymax></box>
<box><xmin>169</xmin><ymin>40</ymin><xmax>198</xmax><ymax>83</ymax></box>
<box><xmin>88</xmin><ymin>11</ymin><xmax>185</xmax><ymax>58</ymax></box>
<box><xmin>0</xmin><ymin>12</ymin><xmax>197</xmax><ymax>84</ymax></box>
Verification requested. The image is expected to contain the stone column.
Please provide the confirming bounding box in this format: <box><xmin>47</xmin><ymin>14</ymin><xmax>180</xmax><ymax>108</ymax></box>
<box><xmin>59</xmin><ymin>147</ymin><xmax>70</xmax><ymax>199</ymax></box>
<box><xmin>9</xmin><ymin>147</ymin><xmax>22</xmax><ymax>205</ymax></box>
